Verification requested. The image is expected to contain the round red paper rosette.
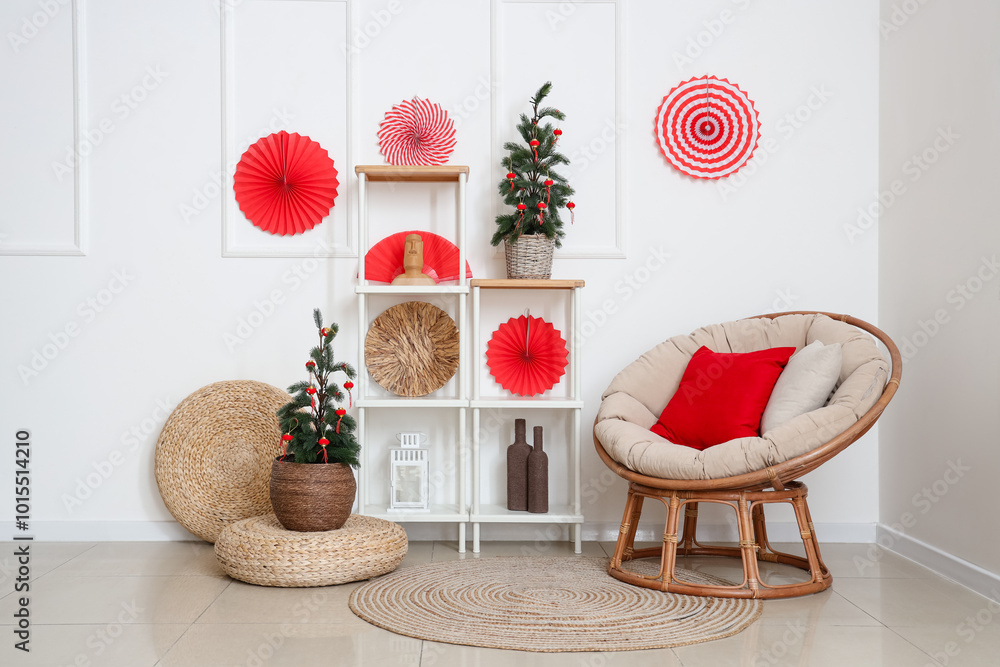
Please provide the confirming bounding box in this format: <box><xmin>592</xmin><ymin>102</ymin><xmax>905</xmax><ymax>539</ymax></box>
<box><xmin>486</xmin><ymin>315</ymin><xmax>569</xmax><ymax>397</ymax></box>
<box><xmin>377</xmin><ymin>97</ymin><xmax>457</xmax><ymax>166</ymax></box>
<box><xmin>234</xmin><ymin>131</ymin><xmax>339</xmax><ymax>236</ymax></box>
<box><xmin>655</xmin><ymin>76</ymin><xmax>760</xmax><ymax>180</ymax></box>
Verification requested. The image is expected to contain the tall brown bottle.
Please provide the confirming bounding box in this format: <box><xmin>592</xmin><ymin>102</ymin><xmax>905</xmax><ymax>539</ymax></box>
<box><xmin>527</xmin><ymin>426</ymin><xmax>548</xmax><ymax>513</ymax></box>
<box><xmin>506</xmin><ymin>419</ymin><xmax>531</xmax><ymax>511</ymax></box>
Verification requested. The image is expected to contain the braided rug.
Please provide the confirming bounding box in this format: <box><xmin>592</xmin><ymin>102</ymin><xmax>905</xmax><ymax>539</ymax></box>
<box><xmin>349</xmin><ymin>557</ymin><xmax>761</xmax><ymax>652</ymax></box>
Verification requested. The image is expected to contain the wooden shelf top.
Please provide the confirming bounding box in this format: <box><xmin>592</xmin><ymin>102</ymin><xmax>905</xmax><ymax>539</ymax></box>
<box><xmin>471</xmin><ymin>279</ymin><xmax>584</xmax><ymax>289</ymax></box>
<box><xmin>355</xmin><ymin>165</ymin><xmax>469</xmax><ymax>182</ymax></box>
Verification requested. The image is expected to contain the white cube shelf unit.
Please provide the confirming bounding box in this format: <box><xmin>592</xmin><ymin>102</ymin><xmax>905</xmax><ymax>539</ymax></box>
<box><xmin>355</xmin><ymin>165</ymin><xmax>470</xmax><ymax>552</ymax></box>
<box><xmin>470</xmin><ymin>279</ymin><xmax>585</xmax><ymax>554</ymax></box>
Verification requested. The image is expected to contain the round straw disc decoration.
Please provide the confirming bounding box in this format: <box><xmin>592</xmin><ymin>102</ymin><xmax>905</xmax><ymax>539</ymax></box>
<box><xmin>349</xmin><ymin>557</ymin><xmax>761</xmax><ymax>652</ymax></box>
<box><xmin>486</xmin><ymin>315</ymin><xmax>569</xmax><ymax>397</ymax></box>
<box><xmin>655</xmin><ymin>75</ymin><xmax>760</xmax><ymax>179</ymax></box>
<box><xmin>365</xmin><ymin>302</ymin><xmax>460</xmax><ymax>396</ymax></box>
<box><xmin>154</xmin><ymin>380</ymin><xmax>291</xmax><ymax>543</ymax></box>
<box><xmin>234</xmin><ymin>131</ymin><xmax>340</xmax><ymax>235</ymax></box>
<box><xmin>363</xmin><ymin>230</ymin><xmax>473</xmax><ymax>283</ymax></box>
<box><xmin>377</xmin><ymin>97</ymin><xmax>457</xmax><ymax>166</ymax></box>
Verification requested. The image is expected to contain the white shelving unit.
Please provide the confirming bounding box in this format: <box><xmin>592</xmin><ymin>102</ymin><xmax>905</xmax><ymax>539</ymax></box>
<box><xmin>355</xmin><ymin>165</ymin><xmax>470</xmax><ymax>553</ymax></box>
<box><xmin>470</xmin><ymin>279</ymin><xmax>585</xmax><ymax>554</ymax></box>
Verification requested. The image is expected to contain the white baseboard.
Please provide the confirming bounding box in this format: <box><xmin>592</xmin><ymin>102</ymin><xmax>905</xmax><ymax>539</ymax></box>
<box><xmin>1</xmin><ymin>519</ymin><xmax>874</xmax><ymax>545</ymax></box>
<box><xmin>1</xmin><ymin>521</ymin><xmax>198</xmax><ymax>542</ymax></box>
<box><xmin>877</xmin><ymin>523</ymin><xmax>1000</xmax><ymax>602</ymax></box>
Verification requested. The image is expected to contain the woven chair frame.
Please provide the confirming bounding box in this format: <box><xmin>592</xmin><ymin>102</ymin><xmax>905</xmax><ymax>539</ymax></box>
<box><xmin>593</xmin><ymin>311</ymin><xmax>902</xmax><ymax>599</ymax></box>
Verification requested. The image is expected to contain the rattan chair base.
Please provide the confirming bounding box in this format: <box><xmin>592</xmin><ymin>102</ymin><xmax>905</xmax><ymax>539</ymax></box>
<box><xmin>608</xmin><ymin>481</ymin><xmax>831</xmax><ymax>600</ymax></box>
<box><xmin>215</xmin><ymin>513</ymin><xmax>408</xmax><ymax>587</ymax></box>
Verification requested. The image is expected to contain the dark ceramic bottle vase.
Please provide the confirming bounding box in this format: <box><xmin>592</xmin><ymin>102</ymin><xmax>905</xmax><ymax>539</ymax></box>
<box><xmin>527</xmin><ymin>426</ymin><xmax>549</xmax><ymax>513</ymax></box>
<box><xmin>506</xmin><ymin>419</ymin><xmax>531</xmax><ymax>511</ymax></box>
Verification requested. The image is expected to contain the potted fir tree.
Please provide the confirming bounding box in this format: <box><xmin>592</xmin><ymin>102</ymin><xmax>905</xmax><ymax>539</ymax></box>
<box><xmin>270</xmin><ymin>309</ymin><xmax>360</xmax><ymax>532</ymax></box>
<box><xmin>493</xmin><ymin>81</ymin><xmax>576</xmax><ymax>279</ymax></box>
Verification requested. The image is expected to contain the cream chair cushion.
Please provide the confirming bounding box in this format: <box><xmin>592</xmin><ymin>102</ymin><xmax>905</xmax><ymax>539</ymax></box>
<box><xmin>595</xmin><ymin>314</ymin><xmax>888</xmax><ymax>480</ymax></box>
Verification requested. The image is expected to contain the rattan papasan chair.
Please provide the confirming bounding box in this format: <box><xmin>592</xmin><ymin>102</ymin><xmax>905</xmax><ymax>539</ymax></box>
<box><xmin>593</xmin><ymin>311</ymin><xmax>901</xmax><ymax>599</ymax></box>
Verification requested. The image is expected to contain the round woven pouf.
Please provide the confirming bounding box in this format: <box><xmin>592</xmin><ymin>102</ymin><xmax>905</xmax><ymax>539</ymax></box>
<box><xmin>215</xmin><ymin>513</ymin><xmax>408</xmax><ymax>587</ymax></box>
<box><xmin>154</xmin><ymin>380</ymin><xmax>291</xmax><ymax>543</ymax></box>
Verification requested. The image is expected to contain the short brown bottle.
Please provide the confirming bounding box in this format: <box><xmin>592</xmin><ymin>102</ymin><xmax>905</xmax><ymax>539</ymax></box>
<box><xmin>527</xmin><ymin>426</ymin><xmax>548</xmax><ymax>514</ymax></box>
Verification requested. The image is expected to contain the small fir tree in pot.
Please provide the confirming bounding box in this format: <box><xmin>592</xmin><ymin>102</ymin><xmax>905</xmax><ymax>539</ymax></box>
<box><xmin>270</xmin><ymin>308</ymin><xmax>360</xmax><ymax>531</ymax></box>
<box><xmin>493</xmin><ymin>82</ymin><xmax>576</xmax><ymax>278</ymax></box>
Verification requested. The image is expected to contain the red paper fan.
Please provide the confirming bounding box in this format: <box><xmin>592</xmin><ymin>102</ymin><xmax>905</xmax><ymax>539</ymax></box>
<box><xmin>233</xmin><ymin>131</ymin><xmax>339</xmax><ymax>235</ymax></box>
<box><xmin>377</xmin><ymin>97</ymin><xmax>457</xmax><ymax>166</ymax></box>
<box><xmin>486</xmin><ymin>315</ymin><xmax>569</xmax><ymax>397</ymax></box>
<box><xmin>655</xmin><ymin>76</ymin><xmax>760</xmax><ymax>180</ymax></box>
<box><xmin>363</xmin><ymin>230</ymin><xmax>472</xmax><ymax>283</ymax></box>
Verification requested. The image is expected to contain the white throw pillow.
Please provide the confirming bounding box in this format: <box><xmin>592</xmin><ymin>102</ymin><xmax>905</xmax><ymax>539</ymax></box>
<box><xmin>760</xmin><ymin>340</ymin><xmax>842</xmax><ymax>434</ymax></box>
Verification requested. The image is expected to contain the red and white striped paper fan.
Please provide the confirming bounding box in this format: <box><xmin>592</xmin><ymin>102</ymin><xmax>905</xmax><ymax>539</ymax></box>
<box><xmin>655</xmin><ymin>76</ymin><xmax>760</xmax><ymax>180</ymax></box>
<box><xmin>377</xmin><ymin>97</ymin><xmax>457</xmax><ymax>166</ymax></box>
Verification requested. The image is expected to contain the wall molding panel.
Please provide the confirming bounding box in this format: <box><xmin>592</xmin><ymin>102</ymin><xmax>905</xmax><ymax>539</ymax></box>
<box><xmin>221</xmin><ymin>0</ymin><xmax>356</xmax><ymax>258</ymax></box>
<box><xmin>491</xmin><ymin>0</ymin><xmax>626</xmax><ymax>259</ymax></box>
<box><xmin>0</xmin><ymin>0</ymin><xmax>88</xmax><ymax>256</ymax></box>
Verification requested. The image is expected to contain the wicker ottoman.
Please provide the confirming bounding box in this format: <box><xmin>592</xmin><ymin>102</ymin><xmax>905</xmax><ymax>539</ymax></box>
<box><xmin>214</xmin><ymin>513</ymin><xmax>408</xmax><ymax>587</ymax></box>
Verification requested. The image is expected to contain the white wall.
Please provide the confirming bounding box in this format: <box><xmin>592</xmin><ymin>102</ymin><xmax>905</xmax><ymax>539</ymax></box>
<box><xmin>0</xmin><ymin>0</ymin><xmax>879</xmax><ymax>542</ymax></box>
<box><xmin>879</xmin><ymin>0</ymin><xmax>1000</xmax><ymax>588</ymax></box>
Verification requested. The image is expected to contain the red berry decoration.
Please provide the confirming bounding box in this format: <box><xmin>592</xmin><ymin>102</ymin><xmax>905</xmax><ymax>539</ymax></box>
<box><xmin>335</xmin><ymin>408</ymin><xmax>347</xmax><ymax>416</ymax></box>
<box><xmin>306</xmin><ymin>387</ymin><xmax>317</xmax><ymax>395</ymax></box>
<box><xmin>506</xmin><ymin>171</ymin><xmax>517</xmax><ymax>192</ymax></box>
<box><xmin>566</xmin><ymin>200</ymin><xmax>576</xmax><ymax>224</ymax></box>
<box><xmin>553</xmin><ymin>128</ymin><xmax>562</xmax><ymax>137</ymax></box>
<box><xmin>318</xmin><ymin>438</ymin><xmax>329</xmax><ymax>446</ymax></box>
<box><xmin>537</xmin><ymin>202</ymin><xmax>548</xmax><ymax>209</ymax></box>
<box><xmin>516</xmin><ymin>203</ymin><xmax>527</xmax><ymax>211</ymax></box>
<box><xmin>281</xmin><ymin>434</ymin><xmax>293</xmax><ymax>442</ymax></box>
<box><xmin>306</xmin><ymin>361</ymin><xmax>316</xmax><ymax>368</ymax></box>
<box><xmin>529</xmin><ymin>139</ymin><xmax>540</xmax><ymax>160</ymax></box>
<box><xmin>544</xmin><ymin>179</ymin><xmax>553</xmax><ymax>186</ymax></box>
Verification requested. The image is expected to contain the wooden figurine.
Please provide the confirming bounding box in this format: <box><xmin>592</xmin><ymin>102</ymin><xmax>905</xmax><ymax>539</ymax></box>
<box><xmin>391</xmin><ymin>233</ymin><xmax>436</xmax><ymax>286</ymax></box>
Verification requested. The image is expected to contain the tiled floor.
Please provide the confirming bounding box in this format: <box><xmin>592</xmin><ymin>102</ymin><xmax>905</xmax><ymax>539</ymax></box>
<box><xmin>1</xmin><ymin>539</ymin><xmax>997</xmax><ymax>666</ymax></box>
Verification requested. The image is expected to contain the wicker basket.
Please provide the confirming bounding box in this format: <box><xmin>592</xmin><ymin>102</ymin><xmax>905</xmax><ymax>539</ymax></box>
<box><xmin>504</xmin><ymin>234</ymin><xmax>555</xmax><ymax>280</ymax></box>
<box><xmin>269</xmin><ymin>459</ymin><xmax>356</xmax><ymax>532</ymax></box>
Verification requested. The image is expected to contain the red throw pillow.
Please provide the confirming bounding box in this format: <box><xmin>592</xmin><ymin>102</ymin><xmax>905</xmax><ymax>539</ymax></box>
<box><xmin>651</xmin><ymin>346</ymin><xmax>795</xmax><ymax>450</ymax></box>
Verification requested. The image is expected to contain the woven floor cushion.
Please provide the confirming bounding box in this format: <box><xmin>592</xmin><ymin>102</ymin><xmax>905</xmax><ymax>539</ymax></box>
<box><xmin>215</xmin><ymin>513</ymin><xmax>408</xmax><ymax>587</ymax></box>
<box><xmin>595</xmin><ymin>313</ymin><xmax>889</xmax><ymax>480</ymax></box>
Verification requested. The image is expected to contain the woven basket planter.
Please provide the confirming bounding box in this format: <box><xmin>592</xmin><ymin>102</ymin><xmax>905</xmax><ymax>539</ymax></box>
<box><xmin>269</xmin><ymin>459</ymin><xmax>356</xmax><ymax>532</ymax></box>
<box><xmin>504</xmin><ymin>234</ymin><xmax>555</xmax><ymax>280</ymax></box>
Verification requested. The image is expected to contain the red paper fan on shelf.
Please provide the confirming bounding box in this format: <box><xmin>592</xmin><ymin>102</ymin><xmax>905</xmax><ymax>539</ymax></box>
<box><xmin>363</xmin><ymin>230</ymin><xmax>473</xmax><ymax>283</ymax></box>
<box><xmin>486</xmin><ymin>315</ymin><xmax>569</xmax><ymax>397</ymax></box>
<box><xmin>655</xmin><ymin>76</ymin><xmax>760</xmax><ymax>180</ymax></box>
<box><xmin>377</xmin><ymin>97</ymin><xmax>457</xmax><ymax>166</ymax></box>
<box><xmin>233</xmin><ymin>131</ymin><xmax>339</xmax><ymax>236</ymax></box>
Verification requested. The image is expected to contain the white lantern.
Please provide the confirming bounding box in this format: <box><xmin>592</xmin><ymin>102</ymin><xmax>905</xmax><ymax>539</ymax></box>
<box><xmin>389</xmin><ymin>432</ymin><xmax>429</xmax><ymax>511</ymax></box>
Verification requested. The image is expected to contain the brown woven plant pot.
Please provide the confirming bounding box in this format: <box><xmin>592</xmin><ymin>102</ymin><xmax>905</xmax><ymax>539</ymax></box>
<box><xmin>269</xmin><ymin>459</ymin><xmax>356</xmax><ymax>532</ymax></box>
<box><xmin>504</xmin><ymin>233</ymin><xmax>555</xmax><ymax>279</ymax></box>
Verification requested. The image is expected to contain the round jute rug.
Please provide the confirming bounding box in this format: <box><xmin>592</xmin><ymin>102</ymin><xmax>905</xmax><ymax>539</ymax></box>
<box><xmin>349</xmin><ymin>557</ymin><xmax>761</xmax><ymax>652</ymax></box>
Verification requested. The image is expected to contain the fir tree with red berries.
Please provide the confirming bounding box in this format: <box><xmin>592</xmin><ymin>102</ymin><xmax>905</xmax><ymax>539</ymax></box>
<box><xmin>492</xmin><ymin>82</ymin><xmax>576</xmax><ymax>248</ymax></box>
<box><xmin>276</xmin><ymin>309</ymin><xmax>360</xmax><ymax>466</ymax></box>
